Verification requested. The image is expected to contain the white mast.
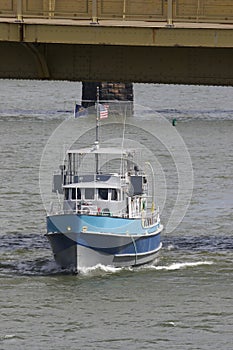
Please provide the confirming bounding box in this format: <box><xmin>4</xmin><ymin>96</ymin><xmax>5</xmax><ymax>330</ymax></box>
<box><xmin>95</xmin><ymin>86</ymin><xmax>100</xmax><ymax>174</ymax></box>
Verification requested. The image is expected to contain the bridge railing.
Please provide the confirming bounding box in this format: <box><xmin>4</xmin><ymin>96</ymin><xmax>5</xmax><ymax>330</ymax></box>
<box><xmin>0</xmin><ymin>0</ymin><xmax>233</xmax><ymax>24</ymax></box>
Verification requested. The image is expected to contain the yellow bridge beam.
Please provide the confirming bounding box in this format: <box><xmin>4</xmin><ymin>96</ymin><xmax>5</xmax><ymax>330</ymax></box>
<box><xmin>1</xmin><ymin>19</ymin><xmax>233</xmax><ymax>48</ymax></box>
<box><xmin>0</xmin><ymin>1</ymin><xmax>233</xmax><ymax>85</ymax></box>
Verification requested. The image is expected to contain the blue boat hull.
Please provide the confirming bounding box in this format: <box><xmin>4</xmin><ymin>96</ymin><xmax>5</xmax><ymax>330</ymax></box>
<box><xmin>46</xmin><ymin>214</ymin><xmax>163</xmax><ymax>272</ymax></box>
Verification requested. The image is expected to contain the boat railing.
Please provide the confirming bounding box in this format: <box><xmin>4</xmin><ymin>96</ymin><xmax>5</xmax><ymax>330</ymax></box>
<box><xmin>49</xmin><ymin>199</ymin><xmax>160</xmax><ymax>223</ymax></box>
<box><xmin>49</xmin><ymin>201</ymin><xmax>63</xmax><ymax>215</ymax></box>
<box><xmin>74</xmin><ymin>202</ymin><xmax>127</xmax><ymax>217</ymax></box>
<box><xmin>141</xmin><ymin>210</ymin><xmax>159</xmax><ymax>228</ymax></box>
<box><xmin>49</xmin><ymin>200</ymin><xmax>127</xmax><ymax>217</ymax></box>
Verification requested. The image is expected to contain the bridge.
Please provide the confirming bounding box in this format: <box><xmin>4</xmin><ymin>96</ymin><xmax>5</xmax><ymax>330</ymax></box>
<box><xmin>0</xmin><ymin>0</ymin><xmax>233</xmax><ymax>86</ymax></box>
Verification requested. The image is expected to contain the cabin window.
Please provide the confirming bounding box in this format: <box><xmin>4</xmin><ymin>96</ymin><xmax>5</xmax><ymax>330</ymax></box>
<box><xmin>85</xmin><ymin>188</ymin><xmax>94</xmax><ymax>200</ymax></box>
<box><xmin>77</xmin><ymin>188</ymin><xmax>81</xmax><ymax>199</ymax></box>
<box><xmin>98</xmin><ymin>188</ymin><xmax>108</xmax><ymax>200</ymax></box>
<box><xmin>64</xmin><ymin>189</ymin><xmax>69</xmax><ymax>200</ymax></box>
<box><xmin>70</xmin><ymin>188</ymin><xmax>81</xmax><ymax>200</ymax></box>
<box><xmin>72</xmin><ymin>188</ymin><xmax>76</xmax><ymax>200</ymax></box>
<box><xmin>111</xmin><ymin>189</ymin><xmax>118</xmax><ymax>201</ymax></box>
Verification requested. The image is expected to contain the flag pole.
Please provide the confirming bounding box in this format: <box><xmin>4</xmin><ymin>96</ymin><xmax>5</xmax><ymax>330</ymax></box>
<box><xmin>95</xmin><ymin>86</ymin><xmax>100</xmax><ymax>174</ymax></box>
<box><xmin>96</xmin><ymin>86</ymin><xmax>100</xmax><ymax>145</ymax></box>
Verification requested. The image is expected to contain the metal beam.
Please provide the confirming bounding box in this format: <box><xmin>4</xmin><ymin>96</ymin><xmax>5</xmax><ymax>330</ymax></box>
<box><xmin>1</xmin><ymin>42</ymin><xmax>233</xmax><ymax>85</ymax></box>
<box><xmin>0</xmin><ymin>22</ymin><xmax>20</xmax><ymax>41</ymax></box>
<box><xmin>1</xmin><ymin>20</ymin><xmax>233</xmax><ymax>49</ymax></box>
<box><xmin>1</xmin><ymin>17</ymin><xmax>233</xmax><ymax>85</ymax></box>
<box><xmin>16</xmin><ymin>0</ymin><xmax>23</xmax><ymax>22</ymax></box>
<box><xmin>166</xmin><ymin>0</ymin><xmax>174</xmax><ymax>27</ymax></box>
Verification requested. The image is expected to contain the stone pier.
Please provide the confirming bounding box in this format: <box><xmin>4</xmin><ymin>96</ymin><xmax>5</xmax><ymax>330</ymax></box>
<box><xmin>82</xmin><ymin>82</ymin><xmax>133</xmax><ymax>116</ymax></box>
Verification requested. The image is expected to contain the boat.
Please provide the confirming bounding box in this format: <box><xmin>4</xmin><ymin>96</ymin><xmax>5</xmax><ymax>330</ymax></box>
<box><xmin>45</xmin><ymin>98</ymin><xmax>163</xmax><ymax>273</ymax></box>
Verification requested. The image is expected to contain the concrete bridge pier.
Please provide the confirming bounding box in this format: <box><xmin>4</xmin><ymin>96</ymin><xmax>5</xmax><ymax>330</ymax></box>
<box><xmin>82</xmin><ymin>82</ymin><xmax>133</xmax><ymax>116</ymax></box>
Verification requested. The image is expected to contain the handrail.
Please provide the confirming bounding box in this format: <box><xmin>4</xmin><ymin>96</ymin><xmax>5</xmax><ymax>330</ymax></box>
<box><xmin>0</xmin><ymin>1</ymin><xmax>233</xmax><ymax>25</ymax></box>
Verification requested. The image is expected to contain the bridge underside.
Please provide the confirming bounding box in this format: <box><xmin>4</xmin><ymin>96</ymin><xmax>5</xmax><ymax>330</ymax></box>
<box><xmin>0</xmin><ymin>41</ymin><xmax>233</xmax><ymax>85</ymax></box>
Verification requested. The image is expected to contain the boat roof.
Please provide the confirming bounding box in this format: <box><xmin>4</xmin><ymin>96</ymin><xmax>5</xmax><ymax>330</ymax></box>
<box><xmin>67</xmin><ymin>146</ymin><xmax>135</xmax><ymax>156</ymax></box>
<box><xmin>63</xmin><ymin>182</ymin><xmax>121</xmax><ymax>189</ymax></box>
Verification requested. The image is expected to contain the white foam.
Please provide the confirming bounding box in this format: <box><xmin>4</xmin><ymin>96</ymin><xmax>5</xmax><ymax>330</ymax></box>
<box><xmin>79</xmin><ymin>263</ymin><xmax>124</xmax><ymax>276</ymax></box>
<box><xmin>3</xmin><ymin>334</ymin><xmax>16</xmax><ymax>340</ymax></box>
<box><xmin>151</xmin><ymin>261</ymin><xmax>213</xmax><ymax>271</ymax></box>
<box><xmin>78</xmin><ymin>261</ymin><xmax>213</xmax><ymax>275</ymax></box>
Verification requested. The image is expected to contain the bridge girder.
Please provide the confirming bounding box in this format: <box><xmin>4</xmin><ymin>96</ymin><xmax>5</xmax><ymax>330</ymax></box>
<box><xmin>0</xmin><ymin>20</ymin><xmax>233</xmax><ymax>85</ymax></box>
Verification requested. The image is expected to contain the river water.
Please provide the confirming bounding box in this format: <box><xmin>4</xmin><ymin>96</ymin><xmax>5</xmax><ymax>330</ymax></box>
<box><xmin>0</xmin><ymin>80</ymin><xmax>232</xmax><ymax>349</ymax></box>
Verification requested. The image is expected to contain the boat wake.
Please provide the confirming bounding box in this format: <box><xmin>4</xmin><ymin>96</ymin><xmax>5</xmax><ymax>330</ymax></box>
<box><xmin>145</xmin><ymin>260</ymin><xmax>213</xmax><ymax>271</ymax></box>
<box><xmin>78</xmin><ymin>264</ymin><xmax>124</xmax><ymax>276</ymax></box>
<box><xmin>0</xmin><ymin>258</ymin><xmax>214</xmax><ymax>277</ymax></box>
<box><xmin>1</xmin><ymin>233</ymin><xmax>223</xmax><ymax>277</ymax></box>
<box><xmin>76</xmin><ymin>260</ymin><xmax>214</xmax><ymax>276</ymax></box>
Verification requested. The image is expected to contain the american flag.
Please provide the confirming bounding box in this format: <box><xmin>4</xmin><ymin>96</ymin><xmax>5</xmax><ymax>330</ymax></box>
<box><xmin>99</xmin><ymin>104</ymin><xmax>109</xmax><ymax>119</ymax></box>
